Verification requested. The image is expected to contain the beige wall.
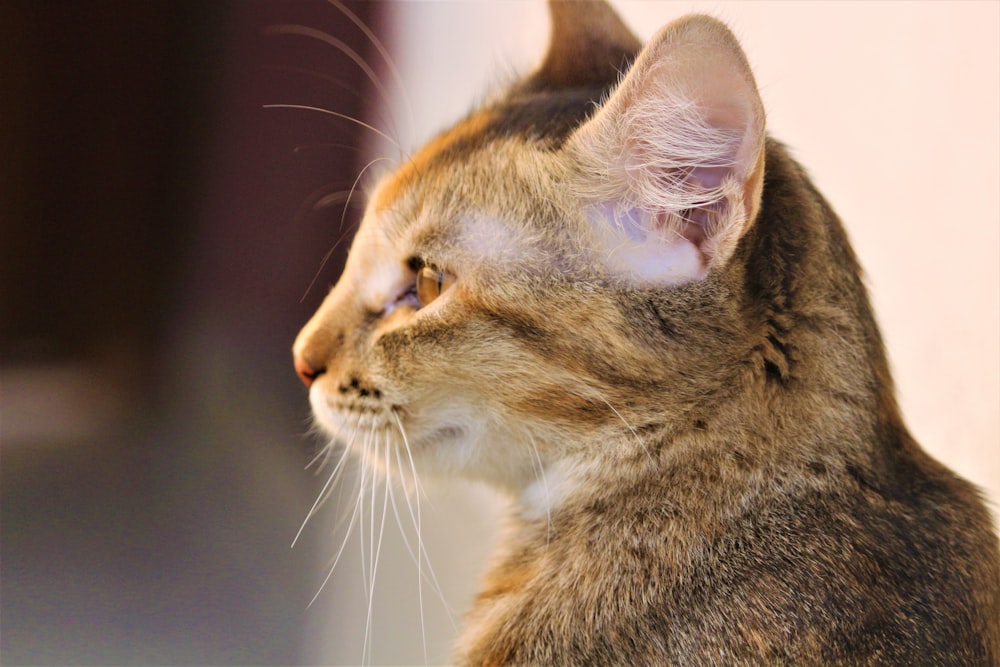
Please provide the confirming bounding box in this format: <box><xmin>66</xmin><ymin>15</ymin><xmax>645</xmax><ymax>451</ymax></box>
<box><xmin>307</xmin><ymin>2</ymin><xmax>999</xmax><ymax>664</ymax></box>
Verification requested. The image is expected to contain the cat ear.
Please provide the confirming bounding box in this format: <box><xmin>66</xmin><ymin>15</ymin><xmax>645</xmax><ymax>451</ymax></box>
<box><xmin>567</xmin><ymin>15</ymin><xmax>766</xmax><ymax>284</ymax></box>
<box><xmin>529</xmin><ymin>0</ymin><xmax>641</xmax><ymax>89</ymax></box>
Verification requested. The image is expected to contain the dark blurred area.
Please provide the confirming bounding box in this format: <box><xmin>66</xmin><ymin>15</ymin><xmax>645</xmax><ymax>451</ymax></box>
<box><xmin>1</xmin><ymin>1</ymin><xmax>381</xmax><ymax>663</ymax></box>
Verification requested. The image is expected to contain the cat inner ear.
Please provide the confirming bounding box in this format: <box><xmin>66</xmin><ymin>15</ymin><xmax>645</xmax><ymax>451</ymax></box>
<box><xmin>566</xmin><ymin>15</ymin><xmax>767</xmax><ymax>284</ymax></box>
<box><xmin>526</xmin><ymin>0</ymin><xmax>641</xmax><ymax>90</ymax></box>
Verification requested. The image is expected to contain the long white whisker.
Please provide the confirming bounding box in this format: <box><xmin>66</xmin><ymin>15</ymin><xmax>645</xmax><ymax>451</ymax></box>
<box><xmin>304</xmin><ymin>413</ymin><xmax>351</xmax><ymax>471</ymax></box>
<box><xmin>292</xmin><ymin>441</ymin><xmax>352</xmax><ymax>548</ymax></box>
<box><xmin>262</xmin><ymin>104</ymin><xmax>399</xmax><ymax>148</ymax></box>
<box><xmin>355</xmin><ymin>428</ymin><xmax>375</xmax><ymax>655</ymax></box>
<box><xmin>304</xmin><ymin>439</ymin><xmax>332</xmax><ymax>471</ymax></box>
<box><xmin>311</xmin><ymin>189</ymin><xmax>356</xmax><ymax>210</ymax></box>
<box><xmin>393</xmin><ymin>410</ymin><xmax>458</xmax><ymax>631</ymax></box>
<box><xmin>293</xmin><ymin>413</ymin><xmax>363</xmax><ymax>547</ymax></box>
<box><xmin>263</xmin><ymin>25</ymin><xmax>395</xmax><ymax>116</ymax></box>
<box><xmin>264</xmin><ymin>63</ymin><xmax>401</xmax><ymax>135</ymax></box>
<box><xmin>598</xmin><ymin>393</ymin><xmax>654</xmax><ymax>462</ymax></box>
<box><xmin>388</xmin><ymin>433</ymin><xmax>454</xmax><ymax>630</ymax></box>
<box><xmin>263</xmin><ymin>64</ymin><xmax>366</xmax><ymax>101</ymax></box>
<box><xmin>384</xmin><ymin>437</ymin><xmax>434</xmax><ymax>665</ymax></box>
<box><xmin>385</xmin><ymin>444</ymin><xmax>449</xmax><ymax>657</ymax></box>
<box><xmin>527</xmin><ymin>433</ymin><xmax>553</xmax><ymax>544</ymax></box>
<box><xmin>329</xmin><ymin>416</ymin><xmax>369</xmax><ymax>532</ymax></box>
<box><xmin>341</xmin><ymin>157</ymin><xmax>391</xmax><ymax>232</ymax></box>
<box><xmin>386</xmin><ymin>448</ymin><xmax>417</xmax><ymax>563</ymax></box>
<box><xmin>325</xmin><ymin>0</ymin><xmax>416</xmax><ymax>148</ymax></box>
<box><xmin>306</xmin><ymin>415</ymin><xmax>364</xmax><ymax>608</ymax></box>
<box><xmin>302</xmin><ymin>155</ymin><xmax>394</xmax><ymax>303</ymax></box>
<box><xmin>308</xmin><ymin>463</ymin><xmax>364</xmax><ymax>608</ymax></box>
<box><xmin>289</xmin><ymin>417</ymin><xmax>360</xmax><ymax>549</ymax></box>
<box><xmin>363</xmin><ymin>423</ymin><xmax>380</xmax><ymax>665</ymax></box>
<box><xmin>363</xmin><ymin>430</ymin><xmax>392</xmax><ymax>666</ymax></box>
<box><xmin>391</xmin><ymin>410</ymin><xmax>429</xmax><ymax>663</ymax></box>
<box><xmin>316</xmin><ymin>436</ymin><xmax>339</xmax><ymax>472</ymax></box>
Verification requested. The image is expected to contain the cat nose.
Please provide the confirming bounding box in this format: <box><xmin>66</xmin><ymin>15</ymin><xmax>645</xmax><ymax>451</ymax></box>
<box><xmin>294</xmin><ymin>352</ymin><xmax>325</xmax><ymax>388</ymax></box>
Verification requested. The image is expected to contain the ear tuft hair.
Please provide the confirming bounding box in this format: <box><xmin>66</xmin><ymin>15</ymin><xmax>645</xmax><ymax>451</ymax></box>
<box><xmin>567</xmin><ymin>15</ymin><xmax>766</xmax><ymax>284</ymax></box>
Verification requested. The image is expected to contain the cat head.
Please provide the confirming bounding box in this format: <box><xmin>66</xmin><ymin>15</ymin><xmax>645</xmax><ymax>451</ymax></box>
<box><xmin>293</xmin><ymin>1</ymin><xmax>766</xmax><ymax>498</ymax></box>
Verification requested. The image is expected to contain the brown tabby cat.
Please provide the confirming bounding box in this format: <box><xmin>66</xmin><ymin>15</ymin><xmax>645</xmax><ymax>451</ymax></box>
<box><xmin>292</xmin><ymin>1</ymin><xmax>1000</xmax><ymax>664</ymax></box>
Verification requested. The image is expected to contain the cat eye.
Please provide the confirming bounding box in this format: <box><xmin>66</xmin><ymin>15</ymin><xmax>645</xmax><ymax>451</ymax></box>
<box><xmin>415</xmin><ymin>265</ymin><xmax>454</xmax><ymax>307</ymax></box>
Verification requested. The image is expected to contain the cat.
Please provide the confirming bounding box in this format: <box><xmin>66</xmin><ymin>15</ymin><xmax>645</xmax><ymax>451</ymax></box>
<box><xmin>292</xmin><ymin>1</ymin><xmax>1000</xmax><ymax>664</ymax></box>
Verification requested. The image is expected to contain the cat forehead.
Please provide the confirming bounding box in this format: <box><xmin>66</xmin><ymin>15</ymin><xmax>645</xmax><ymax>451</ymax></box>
<box><xmin>372</xmin><ymin>110</ymin><xmax>497</xmax><ymax>215</ymax></box>
<box><xmin>358</xmin><ymin>86</ymin><xmax>626</xmax><ymax>282</ymax></box>
<box><xmin>373</xmin><ymin>86</ymin><xmax>611</xmax><ymax>215</ymax></box>
<box><xmin>369</xmin><ymin>136</ymin><xmax>569</xmax><ymax>254</ymax></box>
<box><xmin>357</xmin><ymin>153</ymin><xmax>585</xmax><ymax>294</ymax></box>
<box><xmin>364</xmin><ymin>186</ymin><xmax>554</xmax><ymax>276</ymax></box>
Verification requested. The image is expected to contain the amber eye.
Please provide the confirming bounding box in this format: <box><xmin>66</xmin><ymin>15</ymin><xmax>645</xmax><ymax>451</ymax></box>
<box><xmin>415</xmin><ymin>265</ymin><xmax>454</xmax><ymax>307</ymax></box>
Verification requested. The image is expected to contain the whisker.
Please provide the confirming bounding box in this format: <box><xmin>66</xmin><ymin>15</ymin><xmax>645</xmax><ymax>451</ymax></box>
<box><xmin>308</xmin><ymin>419</ymin><xmax>368</xmax><ymax>609</ymax></box>
<box><xmin>292</xmin><ymin>143</ymin><xmax>365</xmax><ymax>155</ymax></box>
<box><xmin>391</xmin><ymin>410</ymin><xmax>428</xmax><ymax>662</ymax></box>
<box><xmin>304</xmin><ymin>414</ymin><xmax>351</xmax><ymax>472</ymax></box>
<box><xmin>307</xmin><ymin>476</ymin><xmax>363</xmax><ymax>608</ymax></box>
<box><xmin>263</xmin><ymin>25</ymin><xmax>395</xmax><ymax>115</ymax></box>
<box><xmin>262</xmin><ymin>104</ymin><xmax>398</xmax><ymax>148</ymax></box>
<box><xmin>340</xmin><ymin>156</ymin><xmax>393</xmax><ymax>230</ymax></box>
<box><xmin>391</xmin><ymin>410</ymin><xmax>458</xmax><ymax>637</ymax></box>
<box><xmin>262</xmin><ymin>63</ymin><xmax>368</xmax><ymax>106</ymax></box>
<box><xmin>294</xmin><ymin>414</ymin><xmax>362</xmax><ymax>548</ymax></box>
<box><xmin>388</xmin><ymin>432</ymin><xmax>453</xmax><ymax>622</ymax></box>
<box><xmin>261</xmin><ymin>65</ymin><xmax>398</xmax><ymax>156</ymax></box>
<box><xmin>263</xmin><ymin>23</ymin><xmax>405</xmax><ymax>167</ymax></box>
<box><xmin>304</xmin><ymin>438</ymin><xmax>333</xmax><ymax>471</ymax></box>
<box><xmin>262</xmin><ymin>64</ymin><xmax>402</xmax><ymax>139</ymax></box>
<box><xmin>527</xmin><ymin>433</ymin><xmax>553</xmax><ymax>544</ymax></box>
<box><xmin>292</xmin><ymin>440</ymin><xmax>352</xmax><ymax>548</ymax></box>
<box><xmin>298</xmin><ymin>183</ymin><xmax>362</xmax><ymax>219</ymax></box>
<box><xmin>386</xmin><ymin>445</ymin><xmax>419</xmax><ymax>563</ymax></box>
<box><xmin>311</xmin><ymin>189</ymin><xmax>355</xmax><ymax>210</ymax></box>
<box><xmin>325</xmin><ymin>0</ymin><xmax>416</xmax><ymax>145</ymax></box>
<box><xmin>300</xmin><ymin>155</ymin><xmax>394</xmax><ymax>303</ymax></box>
<box><xmin>303</xmin><ymin>424</ymin><xmax>332</xmax><ymax>471</ymax></box>
<box><xmin>366</xmin><ymin>426</ymin><xmax>382</xmax><ymax>664</ymax></box>
<box><xmin>364</xmin><ymin>430</ymin><xmax>392</xmax><ymax>666</ymax></box>
<box><xmin>598</xmin><ymin>393</ymin><xmax>655</xmax><ymax>462</ymax></box>
<box><xmin>357</xmin><ymin>425</ymin><xmax>376</xmax><ymax>635</ymax></box>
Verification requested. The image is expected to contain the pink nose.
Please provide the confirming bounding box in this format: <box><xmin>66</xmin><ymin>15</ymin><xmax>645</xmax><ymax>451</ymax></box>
<box><xmin>294</xmin><ymin>354</ymin><xmax>323</xmax><ymax>388</ymax></box>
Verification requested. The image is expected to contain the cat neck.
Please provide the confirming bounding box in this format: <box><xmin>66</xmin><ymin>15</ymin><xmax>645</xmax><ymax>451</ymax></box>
<box><xmin>507</xmin><ymin>139</ymin><xmax>901</xmax><ymax>522</ymax></box>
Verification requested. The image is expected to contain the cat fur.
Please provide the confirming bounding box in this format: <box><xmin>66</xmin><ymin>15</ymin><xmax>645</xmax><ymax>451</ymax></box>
<box><xmin>293</xmin><ymin>2</ymin><xmax>1000</xmax><ymax>664</ymax></box>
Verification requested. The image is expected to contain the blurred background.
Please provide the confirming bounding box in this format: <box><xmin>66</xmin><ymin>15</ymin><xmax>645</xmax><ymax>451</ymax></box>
<box><xmin>2</xmin><ymin>1</ymin><xmax>387</xmax><ymax>664</ymax></box>
<box><xmin>2</xmin><ymin>1</ymin><xmax>997</xmax><ymax>665</ymax></box>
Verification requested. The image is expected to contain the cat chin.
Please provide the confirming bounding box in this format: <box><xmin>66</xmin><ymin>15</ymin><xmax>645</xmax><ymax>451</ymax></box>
<box><xmin>307</xmin><ymin>387</ymin><xmax>340</xmax><ymax>435</ymax></box>
<box><xmin>309</xmin><ymin>384</ymin><xmax>550</xmax><ymax>493</ymax></box>
<box><xmin>308</xmin><ymin>386</ymin><xmax>359</xmax><ymax>437</ymax></box>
